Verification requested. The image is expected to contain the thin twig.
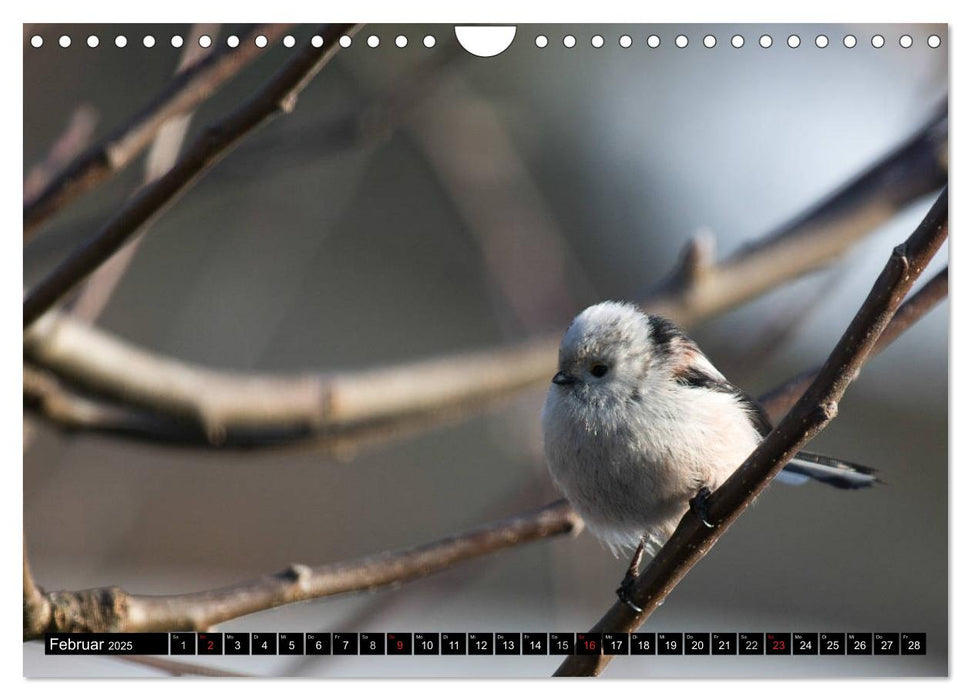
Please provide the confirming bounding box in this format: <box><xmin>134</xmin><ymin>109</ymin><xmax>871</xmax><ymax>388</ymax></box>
<box><xmin>23</xmin><ymin>24</ymin><xmax>358</xmax><ymax>327</ymax></box>
<box><xmin>760</xmin><ymin>265</ymin><xmax>948</xmax><ymax>421</ymax></box>
<box><xmin>23</xmin><ymin>501</ymin><xmax>581</xmax><ymax>637</ymax></box>
<box><xmin>553</xmin><ymin>188</ymin><xmax>947</xmax><ymax>677</ymax></box>
<box><xmin>23</xmin><ymin>24</ymin><xmax>290</xmax><ymax>240</ymax></box>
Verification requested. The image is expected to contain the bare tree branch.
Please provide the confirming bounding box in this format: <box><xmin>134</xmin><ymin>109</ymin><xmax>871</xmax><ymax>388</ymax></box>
<box><xmin>25</xmin><ymin>318</ymin><xmax>556</xmax><ymax>445</ymax></box>
<box><xmin>23</xmin><ymin>112</ymin><xmax>946</xmax><ymax>446</ymax></box>
<box><xmin>553</xmin><ymin>188</ymin><xmax>947</xmax><ymax>677</ymax></box>
<box><xmin>27</xmin><ymin>259</ymin><xmax>945</xmax><ymax>452</ymax></box>
<box><xmin>760</xmin><ymin>265</ymin><xmax>948</xmax><ymax>421</ymax></box>
<box><xmin>23</xmin><ymin>24</ymin><xmax>359</xmax><ymax>327</ymax></box>
<box><xmin>23</xmin><ymin>500</ymin><xmax>582</xmax><ymax>638</ymax></box>
<box><xmin>23</xmin><ymin>24</ymin><xmax>290</xmax><ymax>240</ymax></box>
<box><xmin>23</xmin><ymin>354</ymin><xmax>549</xmax><ymax>453</ymax></box>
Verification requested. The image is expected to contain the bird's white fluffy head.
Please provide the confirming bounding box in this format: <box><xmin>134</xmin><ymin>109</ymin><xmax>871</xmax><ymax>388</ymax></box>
<box><xmin>552</xmin><ymin>302</ymin><xmax>659</xmax><ymax>404</ymax></box>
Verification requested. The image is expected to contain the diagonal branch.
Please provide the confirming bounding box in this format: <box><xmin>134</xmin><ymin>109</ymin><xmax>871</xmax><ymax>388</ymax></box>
<box><xmin>553</xmin><ymin>188</ymin><xmax>948</xmax><ymax>677</ymax></box>
<box><xmin>23</xmin><ymin>24</ymin><xmax>290</xmax><ymax>240</ymax></box>
<box><xmin>21</xmin><ymin>240</ymin><xmax>945</xmax><ymax>638</ymax></box>
<box><xmin>23</xmin><ymin>24</ymin><xmax>359</xmax><ymax>328</ymax></box>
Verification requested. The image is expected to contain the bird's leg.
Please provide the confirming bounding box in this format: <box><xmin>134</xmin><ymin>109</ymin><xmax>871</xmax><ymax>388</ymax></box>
<box><xmin>690</xmin><ymin>486</ymin><xmax>715</xmax><ymax>528</ymax></box>
<box><xmin>615</xmin><ymin>537</ymin><xmax>646</xmax><ymax>613</ymax></box>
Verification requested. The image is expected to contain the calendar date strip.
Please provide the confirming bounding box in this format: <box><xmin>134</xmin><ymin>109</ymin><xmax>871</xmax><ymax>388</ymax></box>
<box><xmin>43</xmin><ymin>631</ymin><xmax>928</xmax><ymax>657</ymax></box>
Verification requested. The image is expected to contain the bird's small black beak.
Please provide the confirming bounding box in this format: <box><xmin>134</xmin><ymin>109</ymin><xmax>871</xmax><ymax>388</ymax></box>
<box><xmin>552</xmin><ymin>371</ymin><xmax>578</xmax><ymax>386</ymax></box>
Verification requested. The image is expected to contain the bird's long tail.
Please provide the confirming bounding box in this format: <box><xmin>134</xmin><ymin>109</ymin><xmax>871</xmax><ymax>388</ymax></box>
<box><xmin>776</xmin><ymin>451</ymin><xmax>880</xmax><ymax>489</ymax></box>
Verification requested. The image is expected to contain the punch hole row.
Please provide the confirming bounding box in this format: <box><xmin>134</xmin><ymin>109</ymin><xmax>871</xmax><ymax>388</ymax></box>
<box><xmin>28</xmin><ymin>33</ymin><xmax>434</xmax><ymax>50</ymax></box>
<box><xmin>355</xmin><ymin>34</ymin><xmax>436</xmax><ymax>48</ymax></box>
<box><xmin>28</xmin><ymin>31</ymin><xmax>942</xmax><ymax>51</ymax></box>
<box><xmin>530</xmin><ymin>33</ymin><xmax>941</xmax><ymax>50</ymax></box>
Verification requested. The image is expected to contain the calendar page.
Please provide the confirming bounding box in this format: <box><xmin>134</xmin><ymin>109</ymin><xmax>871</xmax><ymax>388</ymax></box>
<box><xmin>22</xmin><ymin>21</ymin><xmax>948</xmax><ymax>679</ymax></box>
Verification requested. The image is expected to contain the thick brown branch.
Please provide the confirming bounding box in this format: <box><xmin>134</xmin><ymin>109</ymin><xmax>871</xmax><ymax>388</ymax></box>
<box><xmin>23</xmin><ymin>24</ymin><xmax>358</xmax><ymax>327</ymax></box>
<box><xmin>23</xmin><ymin>24</ymin><xmax>289</xmax><ymax>240</ymax></box>
<box><xmin>553</xmin><ymin>188</ymin><xmax>947</xmax><ymax>677</ymax></box>
<box><xmin>24</xmin><ymin>501</ymin><xmax>581</xmax><ymax>638</ymax></box>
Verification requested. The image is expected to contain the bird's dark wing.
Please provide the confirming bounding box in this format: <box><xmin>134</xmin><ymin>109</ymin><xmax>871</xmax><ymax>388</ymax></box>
<box><xmin>672</xmin><ymin>365</ymin><xmax>774</xmax><ymax>437</ymax></box>
<box><xmin>645</xmin><ymin>314</ymin><xmax>774</xmax><ymax>437</ymax></box>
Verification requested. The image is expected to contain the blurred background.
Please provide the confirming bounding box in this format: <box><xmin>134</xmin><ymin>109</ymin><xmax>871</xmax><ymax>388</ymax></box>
<box><xmin>23</xmin><ymin>23</ymin><xmax>947</xmax><ymax>677</ymax></box>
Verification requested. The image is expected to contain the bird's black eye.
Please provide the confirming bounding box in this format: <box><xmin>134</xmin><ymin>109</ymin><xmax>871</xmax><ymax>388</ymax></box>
<box><xmin>590</xmin><ymin>363</ymin><xmax>609</xmax><ymax>378</ymax></box>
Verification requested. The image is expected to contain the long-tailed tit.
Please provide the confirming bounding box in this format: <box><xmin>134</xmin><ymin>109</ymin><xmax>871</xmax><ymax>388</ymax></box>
<box><xmin>542</xmin><ymin>301</ymin><xmax>876</xmax><ymax>611</ymax></box>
